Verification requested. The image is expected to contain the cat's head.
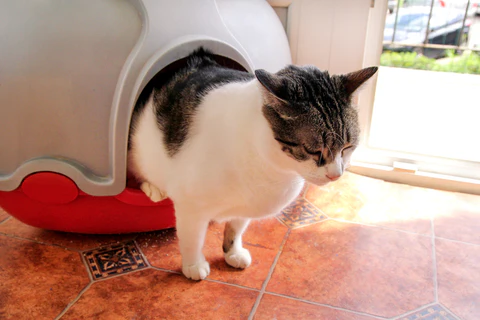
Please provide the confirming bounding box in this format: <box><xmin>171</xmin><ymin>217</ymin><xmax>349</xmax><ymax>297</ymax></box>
<box><xmin>256</xmin><ymin>65</ymin><xmax>377</xmax><ymax>186</ymax></box>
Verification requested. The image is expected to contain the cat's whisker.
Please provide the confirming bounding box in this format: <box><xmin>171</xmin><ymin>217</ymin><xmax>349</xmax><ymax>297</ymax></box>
<box><xmin>326</xmin><ymin>131</ymin><xmax>344</xmax><ymax>145</ymax></box>
<box><xmin>322</xmin><ymin>144</ymin><xmax>332</xmax><ymax>161</ymax></box>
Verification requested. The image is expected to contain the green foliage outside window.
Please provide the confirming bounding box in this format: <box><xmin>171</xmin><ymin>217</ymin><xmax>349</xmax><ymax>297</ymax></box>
<box><xmin>380</xmin><ymin>50</ymin><xmax>480</xmax><ymax>74</ymax></box>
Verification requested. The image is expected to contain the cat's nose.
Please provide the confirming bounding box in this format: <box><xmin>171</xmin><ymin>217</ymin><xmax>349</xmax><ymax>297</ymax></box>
<box><xmin>326</xmin><ymin>174</ymin><xmax>341</xmax><ymax>181</ymax></box>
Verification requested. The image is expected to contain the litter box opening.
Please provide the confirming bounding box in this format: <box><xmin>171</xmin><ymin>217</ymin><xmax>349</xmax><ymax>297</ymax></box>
<box><xmin>133</xmin><ymin>52</ymin><xmax>249</xmax><ymax>115</ymax></box>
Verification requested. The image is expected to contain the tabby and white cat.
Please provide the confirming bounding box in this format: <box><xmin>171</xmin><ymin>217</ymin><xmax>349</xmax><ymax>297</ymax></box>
<box><xmin>128</xmin><ymin>48</ymin><xmax>377</xmax><ymax>280</ymax></box>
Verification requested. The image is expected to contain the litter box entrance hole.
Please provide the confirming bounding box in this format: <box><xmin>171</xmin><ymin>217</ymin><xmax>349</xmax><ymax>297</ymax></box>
<box><xmin>126</xmin><ymin>54</ymin><xmax>248</xmax><ymax>189</ymax></box>
<box><xmin>137</xmin><ymin>54</ymin><xmax>248</xmax><ymax>104</ymax></box>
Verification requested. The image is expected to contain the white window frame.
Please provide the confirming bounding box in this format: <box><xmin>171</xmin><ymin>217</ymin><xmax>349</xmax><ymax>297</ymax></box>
<box><xmin>354</xmin><ymin>0</ymin><xmax>480</xmax><ymax>195</ymax></box>
<box><xmin>268</xmin><ymin>0</ymin><xmax>480</xmax><ymax>195</ymax></box>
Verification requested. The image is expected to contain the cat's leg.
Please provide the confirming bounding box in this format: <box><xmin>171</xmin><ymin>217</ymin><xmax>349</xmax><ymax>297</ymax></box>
<box><xmin>223</xmin><ymin>218</ymin><xmax>252</xmax><ymax>269</ymax></box>
<box><xmin>175</xmin><ymin>211</ymin><xmax>210</xmax><ymax>280</ymax></box>
<box><xmin>140</xmin><ymin>181</ymin><xmax>167</xmax><ymax>202</ymax></box>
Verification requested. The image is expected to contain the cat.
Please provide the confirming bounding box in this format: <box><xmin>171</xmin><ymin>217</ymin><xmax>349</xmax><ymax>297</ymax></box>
<box><xmin>128</xmin><ymin>48</ymin><xmax>377</xmax><ymax>280</ymax></box>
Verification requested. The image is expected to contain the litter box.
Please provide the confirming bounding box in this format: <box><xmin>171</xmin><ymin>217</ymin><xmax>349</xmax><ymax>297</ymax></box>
<box><xmin>0</xmin><ymin>0</ymin><xmax>291</xmax><ymax>233</ymax></box>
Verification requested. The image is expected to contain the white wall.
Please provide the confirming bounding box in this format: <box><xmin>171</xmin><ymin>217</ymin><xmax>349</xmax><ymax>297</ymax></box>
<box><xmin>268</xmin><ymin>0</ymin><xmax>372</xmax><ymax>74</ymax></box>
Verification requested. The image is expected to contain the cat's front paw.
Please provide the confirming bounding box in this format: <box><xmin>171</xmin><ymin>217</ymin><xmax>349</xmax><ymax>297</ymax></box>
<box><xmin>225</xmin><ymin>248</ymin><xmax>252</xmax><ymax>269</ymax></box>
<box><xmin>182</xmin><ymin>260</ymin><xmax>210</xmax><ymax>280</ymax></box>
<box><xmin>140</xmin><ymin>182</ymin><xmax>167</xmax><ymax>203</ymax></box>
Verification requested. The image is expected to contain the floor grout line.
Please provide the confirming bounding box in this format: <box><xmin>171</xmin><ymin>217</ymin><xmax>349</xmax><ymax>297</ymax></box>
<box><xmin>289</xmin><ymin>219</ymin><xmax>330</xmax><ymax>231</ymax></box>
<box><xmin>132</xmin><ymin>238</ymin><xmax>153</xmax><ymax>268</ymax></box>
<box><xmin>79</xmin><ymin>252</ymin><xmax>94</xmax><ymax>283</ymax></box>
<box><xmin>266</xmin><ymin>291</ymin><xmax>387</xmax><ymax>320</ymax></box>
<box><xmin>205</xmin><ymin>278</ymin><xmax>260</xmax><ymax>292</ymax></box>
<box><xmin>54</xmin><ymin>282</ymin><xmax>92</xmax><ymax>320</ymax></box>
<box><xmin>303</xmin><ymin>197</ymin><xmax>328</xmax><ymax>215</ymax></box>
<box><xmin>146</xmin><ymin>260</ymin><xmax>262</xmax><ymax>293</ymax></box>
<box><xmin>0</xmin><ymin>232</ymin><xmax>79</xmax><ymax>251</ymax></box>
<box><xmin>303</xmin><ymin>197</ymin><xmax>330</xmax><ymax>220</ymax></box>
<box><xmin>134</xmin><ymin>240</ymin><xmax>185</xmax><ymax>278</ymax></box>
<box><xmin>434</xmin><ymin>235</ymin><xmax>480</xmax><ymax>247</ymax></box>
<box><xmin>431</xmin><ymin>217</ymin><xmax>439</xmax><ymax>302</ymax></box>
<box><xmin>390</xmin><ymin>301</ymin><xmax>438</xmax><ymax>319</ymax></box>
<box><xmin>275</xmin><ymin>215</ymin><xmax>290</xmax><ymax>229</ymax></box>
<box><xmin>248</xmin><ymin>229</ymin><xmax>291</xmax><ymax>320</ymax></box>
<box><xmin>0</xmin><ymin>216</ymin><xmax>11</xmax><ymax>225</ymax></box>
<box><xmin>150</xmin><ymin>266</ymin><xmax>182</xmax><ymax>275</ymax></box>
<box><xmin>438</xmin><ymin>303</ymin><xmax>462</xmax><ymax>320</ymax></box>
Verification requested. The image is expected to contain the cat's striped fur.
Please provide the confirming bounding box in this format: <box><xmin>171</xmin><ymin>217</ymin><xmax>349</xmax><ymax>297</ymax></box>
<box><xmin>128</xmin><ymin>48</ymin><xmax>377</xmax><ymax>280</ymax></box>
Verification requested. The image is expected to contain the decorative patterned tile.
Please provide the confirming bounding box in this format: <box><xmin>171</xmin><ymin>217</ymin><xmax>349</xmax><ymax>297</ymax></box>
<box><xmin>83</xmin><ymin>241</ymin><xmax>148</xmax><ymax>280</ymax></box>
<box><xmin>277</xmin><ymin>198</ymin><xmax>327</xmax><ymax>229</ymax></box>
<box><xmin>267</xmin><ymin>220</ymin><xmax>434</xmax><ymax>318</ymax></box>
<box><xmin>397</xmin><ymin>305</ymin><xmax>457</xmax><ymax>320</ymax></box>
<box><xmin>62</xmin><ymin>269</ymin><xmax>258</xmax><ymax>319</ymax></box>
<box><xmin>0</xmin><ymin>235</ymin><xmax>90</xmax><ymax>319</ymax></box>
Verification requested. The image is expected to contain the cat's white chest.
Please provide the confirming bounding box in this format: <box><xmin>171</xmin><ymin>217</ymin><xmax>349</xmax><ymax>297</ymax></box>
<box><xmin>212</xmin><ymin>170</ymin><xmax>304</xmax><ymax>220</ymax></box>
<box><xmin>246</xmin><ymin>177</ymin><xmax>304</xmax><ymax>218</ymax></box>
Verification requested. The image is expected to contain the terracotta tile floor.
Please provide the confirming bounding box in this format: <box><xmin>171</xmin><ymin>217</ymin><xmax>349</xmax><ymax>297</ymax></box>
<box><xmin>0</xmin><ymin>172</ymin><xmax>479</xmax><ymax>320</ymax></box>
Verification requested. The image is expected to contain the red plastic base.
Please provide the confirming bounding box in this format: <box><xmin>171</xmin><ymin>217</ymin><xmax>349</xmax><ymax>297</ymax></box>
<box><xmin>0</xmin><ymin>172</ymin><xmax>176</xmax><ymax>234</ymax></box>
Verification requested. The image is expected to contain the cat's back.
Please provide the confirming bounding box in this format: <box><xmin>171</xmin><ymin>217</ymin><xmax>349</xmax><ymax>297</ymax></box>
<box><xmin>128</xmin><ymin>48</ymin><xmax>255</xmax><ymax>190</ymax></box>
<box><xmin>132</xmin><ymin>48</ymin><xmax>253</xmax><ymax>154</ymax></box>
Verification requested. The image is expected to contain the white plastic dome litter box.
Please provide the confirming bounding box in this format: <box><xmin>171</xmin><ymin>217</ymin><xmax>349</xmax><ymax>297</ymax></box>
<box><xmin>0</xmin><ymin>0</ymin><xmax>291</xmax><ymax>233</ymax></box>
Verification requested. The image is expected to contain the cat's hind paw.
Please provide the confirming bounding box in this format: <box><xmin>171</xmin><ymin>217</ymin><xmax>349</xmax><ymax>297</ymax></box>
<box><xmin>225</xmin><ymin>248</ymin><xmax>251</xmax><ymax>269</ymax></box>
<box><xmin>182</xmin><ymin>260</ymin><xmax>210</xmax><ymax>280</ymax></box>
<box><xmin>140</xmin><ymin>182</ymin><xmax>167</xmax><ymax>203</ymax></box>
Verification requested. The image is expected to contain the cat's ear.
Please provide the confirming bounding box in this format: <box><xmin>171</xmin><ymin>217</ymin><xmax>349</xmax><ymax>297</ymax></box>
<box><xmin>254</xmin><ymin>69</ymin><xmax>290</xmax><ymax>102</ymax></box>
<box><xmin>341</xmin><ymin>67</ymin><xmax>378</xmax><ymax>96</ymax></box>
<box><xmin>255</xmin><ymin>69</ymin><xmax>303</xmax><ymax>119</ymax></box>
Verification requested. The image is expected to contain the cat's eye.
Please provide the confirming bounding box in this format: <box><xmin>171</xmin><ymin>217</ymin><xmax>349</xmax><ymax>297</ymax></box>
<box><xmin>304</xmin><ymin>148</ymin><xmax>320</xmax><ymax>156</ymax></box>
<box><xmin>275</xmin><ymin>138</ymin><xmax>299</xmax><ymax>147</ymax></box>
<box><xmin>304</xmin><ymin>148</ymin><xmax>326</xmax><ymax>166</ymax></box>
<box><xmin>341</xmin><ymin>145</ymin><xmax>354</xmax><ymax>156</ymax></box>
